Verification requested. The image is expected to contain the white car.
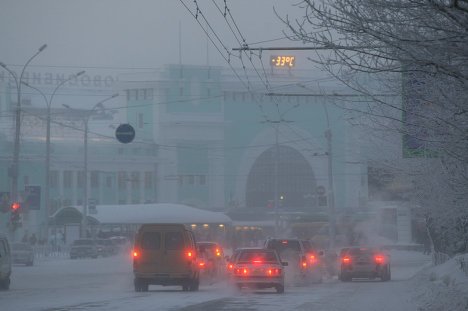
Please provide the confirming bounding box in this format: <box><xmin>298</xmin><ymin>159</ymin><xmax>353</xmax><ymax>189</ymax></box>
<box><xmin>231</xmin><ymin>248</ymin><xmax>288</xmax><ymax>293</ymax></box>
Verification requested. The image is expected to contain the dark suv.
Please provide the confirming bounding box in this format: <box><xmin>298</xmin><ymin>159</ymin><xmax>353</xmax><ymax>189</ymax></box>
<box><xmin>264</xmin><ymin>238</ymin><xmax>322</xmax><ymax>283</ymax></box>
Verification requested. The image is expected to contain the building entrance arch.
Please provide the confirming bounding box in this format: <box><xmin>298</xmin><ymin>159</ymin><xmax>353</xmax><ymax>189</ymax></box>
<box><xmin>246</xmin><ymin>145</ymin><xmax>317</xmax><ymax>209</ymax></box>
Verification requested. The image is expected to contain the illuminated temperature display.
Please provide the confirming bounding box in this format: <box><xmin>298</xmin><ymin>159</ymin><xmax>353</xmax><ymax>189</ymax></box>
<box><xmin>270</xmin><ymin>55</ymin><xmax>295</xmax><ymax>68</ymax></box>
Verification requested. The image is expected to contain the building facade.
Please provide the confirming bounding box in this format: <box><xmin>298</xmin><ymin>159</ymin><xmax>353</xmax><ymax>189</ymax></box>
<box><xmin>0</xmin><ymin>64</ymin><xmax>370</xmax><ymax>240</ymax></box>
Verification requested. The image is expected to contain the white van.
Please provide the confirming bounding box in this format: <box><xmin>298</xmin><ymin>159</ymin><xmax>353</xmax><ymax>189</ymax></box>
<box><xmin>0</xmin><ymin>234</ymin><xmax>12</xmax><ymax>290</ymax></box>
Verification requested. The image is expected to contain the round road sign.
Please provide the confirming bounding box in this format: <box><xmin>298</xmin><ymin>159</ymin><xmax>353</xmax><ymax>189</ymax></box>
<box><xmin>115</xmin><ymin>123</ymin><xmax>135</xmax><ymax>144</ymax></box>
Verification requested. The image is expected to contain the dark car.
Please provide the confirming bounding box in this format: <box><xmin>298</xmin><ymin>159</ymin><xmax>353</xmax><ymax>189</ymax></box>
<box><xmin>70</xmin><ymin>239</ymin><xmax>98</xmax><ymax>259</ymax></box>
<box><xmin>265</xmin><ymin>238</ymin><xmax>323</xmax><ymax>283</ymax></box>
<box><xmin>339</xmin><ymin>247</ymin><xmax>391</xmax><ymax>281</ymax></box>
<box><xmin>96</xmin><ymin>239</ymin><xmax>117</xmax><ymax>257</ymax></box>
<box><xmin>11</xmin><ymin>243</ymin><xmax>34</xmax><ymax>266</ymax></box>
<box><xmin>230</xmin><ymin>248</ymin><xmax>287</xmax><ymax>293</ymax></box>
<box><xmin>196</xmin><ymin>242</ymin><xmax>225</xmax><ymax>279</ymax></box>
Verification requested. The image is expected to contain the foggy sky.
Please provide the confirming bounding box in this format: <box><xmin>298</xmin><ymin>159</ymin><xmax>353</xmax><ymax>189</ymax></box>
<box><xmin>0</xmin><ymin>0</ymin><xmax>305</xmax><ymax>72</ymax></box>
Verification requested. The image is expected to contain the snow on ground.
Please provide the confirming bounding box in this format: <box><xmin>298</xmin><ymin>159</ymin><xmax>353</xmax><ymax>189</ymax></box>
<box><xmin>2</xmin><ymin>249</ymin><xmax>467</xmax><ymax>310</ymax></box>
<box><xmin>411</xmin><ymin>253</ymin><xmax>468</xmax><ymax>311</ymax></box>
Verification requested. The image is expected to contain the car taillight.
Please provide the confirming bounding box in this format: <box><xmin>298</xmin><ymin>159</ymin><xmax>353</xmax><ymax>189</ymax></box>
<box><xmin>227</xmin><ymin>263</ymin><xmax>234</xmax><ymax>270</ymax></box>
<box><xmin>342</xmin><ymin>256</ymin><xmax>351</xmax><ymax>264</ymax></box>
<box><xmin>234</xmin><ymin>267</ymin><xmax>249</xmax><ymax>276</ymax></box>
<box><xmin>133</xmin><ymin>250</ymin><xmax>139</xmax><ymax>258</ymax></box>
<box><xmin>186</xmin><ymin>250</ymin><xmax>195</xmax><ymax>259</ymax></box>
<box><xmin>374</xmin><ymin>255</ymin><xmax>385</xmax><ymax>264</ymax></box>
<box><xmin>253</xmin><ymin>260</ymin><xmax>263</xmax><ymax>264</ymax></box>
<box><xmin>267</xmin><ymin>268</ymin><xmax>282</xmax><ymax>276</ymax></box>
<box><xmin>198</xmin><ymin>261</ymin><xmax>206</xmax><ymax>269</ymax></box>
<box><xmin>215</xmin><ymin>248</ymin><xmax>222</xmax><ymax>257</ymax></box>
<box><xmin>301</xmin><ymin>261</ymin><xmax>308</xmax><ymax>268</ymax></box>
<box><xmin>308</xmin><ymin>254</ymin><xmax>318</xmax><ymax>264</ymax></box>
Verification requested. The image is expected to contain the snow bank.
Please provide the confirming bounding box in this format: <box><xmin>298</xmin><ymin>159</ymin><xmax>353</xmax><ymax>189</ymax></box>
<box><xmin>412</xmin><ymin>253</ymin><xmax>468</xmax><ymax>311</ymax></box>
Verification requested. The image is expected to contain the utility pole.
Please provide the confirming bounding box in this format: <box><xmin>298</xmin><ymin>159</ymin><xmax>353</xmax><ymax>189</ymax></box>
<box><xmin>0</xmin><ymin>44</ymin><xmax>47</xmax><ymax>208</ymax></box>
<box><xmin>261</xmin><ymin>119</ymin><xmax>293</xmax><ymax>237</ymax></box>
<box><xmin>22</xmin><ymin>70</ymin><xmax>85</xmax><ymax>239</ymax></box>
<box><xmin>63</xmin><ymin>93</ymin><xmax>118</xmax><ymax>238</ymax></box>
<box><xmin>265</xmin><ymin>92</ymin><xmax>337</xmax><ymax>249</ymax></box>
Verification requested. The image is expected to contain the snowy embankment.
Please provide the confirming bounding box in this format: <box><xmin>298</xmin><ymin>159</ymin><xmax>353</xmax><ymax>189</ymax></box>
<box><xmin>411</xmin><ymin>253</ymin><xmax>468</xmax><ymax>311</ymax></box>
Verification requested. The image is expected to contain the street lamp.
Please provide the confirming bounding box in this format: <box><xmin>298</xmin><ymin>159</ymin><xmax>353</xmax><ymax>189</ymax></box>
<box><xmin>0</xmin><ymin>44</ymin><xmax>47</xmax><ymax>209</ymax></box>
<box><xmin>21</xmin><ymin>70</ymin><xmax>85</xmax><ymax>236</ymax></box>
<box><xmin>63</xmin><ymin>93</ymin><xmax>119</xmax><ymax>238</ymax></box>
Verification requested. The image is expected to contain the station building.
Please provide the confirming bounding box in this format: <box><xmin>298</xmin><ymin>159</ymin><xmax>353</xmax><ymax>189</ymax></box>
<box><xmin>0</xmin><ymin>64</ymin><xmax>369</xmax><ymax>241</ymax></box>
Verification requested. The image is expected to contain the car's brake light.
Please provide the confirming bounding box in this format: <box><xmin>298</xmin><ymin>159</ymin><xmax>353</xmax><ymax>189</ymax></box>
<box><xmin>227</xmin><ymin>263</ymin><xmax>234</xmax><ymax>270</ymax></box>
<box><xmin>267</xmin><ymin>268</ymin><xmax>282</xmax><ymax>276</ymax></box>
<box><xmin>253</xmin><ymin>259</ymin><xmax>263</xmax><ymax>264</ymax></box>
<box><xmin>342</xmin><ymin>256</ymin><xmax>351</xmax><ymax>264</ymax></box>
<box><xmin>133</xmin><ymin>250</ymin><xmax>139</xmax><ymax>258</ymax></box>
<box><xmin>302</xmin><ymin>261</ymin><xmax>307</xmax><ymax>268</ymax></box>
<box><xmin>309</xmin><ymin>254</ymin><xmax>317</xmax><ymax>264</ymax></box>
<box><xmin>234</xmin><ymin>267</ymin><xmax>249</xmax><ymax>276</ymax></box>
<box><xmin>215</xmin><ymin>248</ymin><xmax>221</xmax><ymax>257</ymax></box>
<box><xmin>198</xmin><ymin>261</ymin><xmax>206</xmax><ymax>268</ymax></box>
<box><xmin>374</xmin><ymin>255</ymin><xmax>385</xmax><ymax>264</ymax></box>
<box><xmin>186</xmin><ymin>250</ymin><xmax>195</xmax><ymax>259</ymax></box>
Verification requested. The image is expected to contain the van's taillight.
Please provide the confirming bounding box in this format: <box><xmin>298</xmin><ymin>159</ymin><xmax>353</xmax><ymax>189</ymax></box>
<box><xmin>133</xmin><ymin>250</ymin><xmax>139</xmax><ymax>258</ymax></box>
<box><xmin>342</xmin><ymin>256</ymin><xmax>351</xmax><ymax>264</ymax></box>
<box><xmin>308</xmin><ymin>254</ymin><xmax>317</xmax><ymax>264</ymax></box>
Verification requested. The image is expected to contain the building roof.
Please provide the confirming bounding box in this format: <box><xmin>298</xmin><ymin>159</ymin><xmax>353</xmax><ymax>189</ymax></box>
<box><xmin>53</xmin><ymin>203</ymin><xmax>231</xmax><ymax>225</ymax></box>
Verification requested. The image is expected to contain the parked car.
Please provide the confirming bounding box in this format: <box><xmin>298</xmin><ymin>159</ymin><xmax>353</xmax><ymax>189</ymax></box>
<box><xmin>339</xmin><ymin>247</ymin><xmax>391</xmax><ymax>281</ymax></box>
<box><xmin>230</xmin><ymin>248</ymin><xmax>287</xmax><ymax>293</ymax></box>
<box><xmin>70</xmin><ymin>239</ymin><xmax>99</xmax><ymax>259</ymax></box>
<box><xmin>265</xmin><ymin>238</ymin><xmax>323</xmax><ymax>283</ymax></box>
<box><xmin>0</xmin><ymin>234</ymin><xmax>11</xmax><ymax>290</ymax></box>
<box><xmin>132</xmin><ymin>224</ymin><xmax>199</xmax><ymax>292</ymax></box>
<box><xmin>11</xmin><ymin>242</ymin><xmax>34</xmax><ymax>266</ymax></box>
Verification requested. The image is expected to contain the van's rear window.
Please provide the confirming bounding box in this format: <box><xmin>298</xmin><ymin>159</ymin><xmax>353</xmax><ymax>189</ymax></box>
<box><xmin>141</xmin><ymin>232</ymin><xmax>161</xmax><ymax>250</ymax></box>
<box><xmin>165</xmin><ymin>232</ymin><xmax>184</xmax><ymax>250</ymax></box>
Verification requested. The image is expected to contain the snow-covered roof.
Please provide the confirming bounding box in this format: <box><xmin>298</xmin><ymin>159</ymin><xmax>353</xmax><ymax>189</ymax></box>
<box><xmin>68</xmin><ymin>203</ymin><xmax>231</xmax><ymax>225</ymax></box>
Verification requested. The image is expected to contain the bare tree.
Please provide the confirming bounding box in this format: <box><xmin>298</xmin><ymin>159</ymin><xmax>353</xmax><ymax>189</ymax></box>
<box><xmin>281</xmin><ymin>0</ymin><xmax>468</xmax><ymax>254</ymax></box>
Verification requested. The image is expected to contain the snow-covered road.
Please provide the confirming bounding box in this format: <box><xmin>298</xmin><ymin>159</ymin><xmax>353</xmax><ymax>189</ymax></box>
<box><xmin>1</xmin><ymin>250</ymin><xmax>431</xmax><ymax>311</ymax></box>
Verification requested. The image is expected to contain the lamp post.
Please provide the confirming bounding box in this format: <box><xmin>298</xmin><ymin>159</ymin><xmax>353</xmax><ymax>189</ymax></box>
<box><xmin>63</xmin><ymin>93</ymin><xmax>118</xmax><ymax>238</ymax></box>
<box><xmin>22</xmin><ymin>70</ymin><xmax>85</xmax><ymax>236</ymax></box>
<box><xmin>0</xmin><ymin>44</ymin><xmax>47</xmax><ymax>208</ymax></box>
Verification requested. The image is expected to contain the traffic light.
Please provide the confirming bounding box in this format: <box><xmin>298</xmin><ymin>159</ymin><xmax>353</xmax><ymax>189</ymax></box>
<box><xmin>10</xmin><ymin>202</ymin><xmax>22</xmax><ymax>229</ymax></box>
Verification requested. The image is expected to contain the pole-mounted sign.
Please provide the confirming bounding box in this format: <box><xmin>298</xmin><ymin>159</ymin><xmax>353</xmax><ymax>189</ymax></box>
<box><xmin>115</xmin><ymin>123</ymin><xmax>135</xmax><ymax>144</ymax></box>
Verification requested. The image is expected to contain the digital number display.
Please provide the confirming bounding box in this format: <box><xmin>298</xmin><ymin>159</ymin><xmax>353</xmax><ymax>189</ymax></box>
<box><xmin>270</xmin><ymin>55</ymin><xmax>295</xmax><ymax>68</ymax></box>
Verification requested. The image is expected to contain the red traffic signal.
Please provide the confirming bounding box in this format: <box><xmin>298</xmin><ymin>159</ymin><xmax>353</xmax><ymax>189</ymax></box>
<box><xmin>11</xmin><ymin>202</ymin><xmax>21</xmax><ymax>211</ymax></box>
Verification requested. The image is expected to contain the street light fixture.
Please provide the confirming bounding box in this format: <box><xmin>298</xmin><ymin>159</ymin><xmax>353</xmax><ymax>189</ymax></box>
<box><xmin>21</xmin><ymin>70</ymin><xmax>85</xmax><ymax>237</ymax></box>
<box><xmin>0</xmin><ymin>44</ymin><xmax>47</xmax><ymax>213</ymax></box>
<box><xmin>63</xmin><ymin>93</ymin><xmax>119</xmax><ymax>238</ymax></box>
